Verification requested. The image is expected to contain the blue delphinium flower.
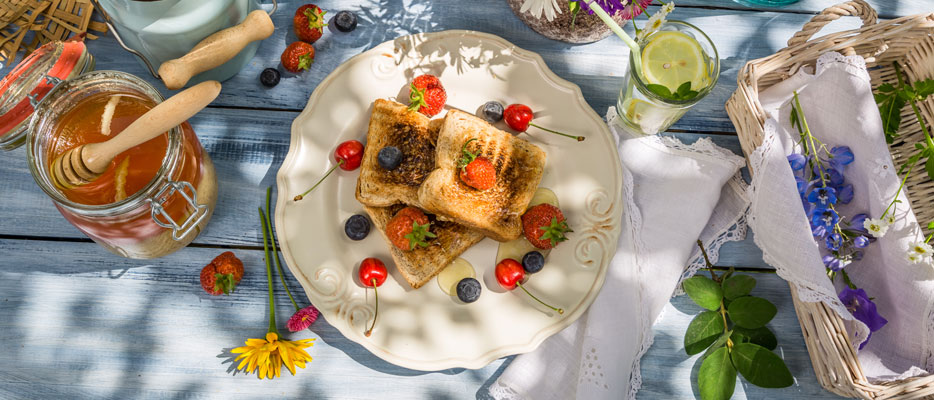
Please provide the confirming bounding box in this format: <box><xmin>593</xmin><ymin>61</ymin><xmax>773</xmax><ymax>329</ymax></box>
<box><xmin>812</xmin><ymin>208</ymin><xmax>839</xmax><ymax>230</ymax></box>
<box><xmin>788</xmin><ymin>153</ymin><xmax>807</xmax><ymax>171</ymax></box>
<box><xmin>830</xmin><ymin>146</ymin><xmax>854</xmax><ymax>168</ymax></box>
<box><xmin>807</xmin><ymin>186</ymin><xmax>837</xmax><ymax>207</ymax></box>
<box><xmin>823</xmin><ymin>255</ymin><xmax>846</xmax><ymax>271</ymax></box>
<box><xmin>839</xmin><ymin>288</ymin><xmax>888</xmax><ymax>349</ymax></box>
<box><xmin>849</xmin><ymin>213</ymin><xmax>868</xmax><ymax>232</ymax></box>
<box><xmin>837</xmin><ymin>184</ymin><xmax>854</xmax><ymax>204</ymax></box>
<box><xmin>825</xmin><ymin>233</ymin><xmax>844</xmax><ymax>251</ymax></box>
<box><xmin>853</xmin><ymin>236</ymin><xmax>870</xmax><ymax>249</ymax></box>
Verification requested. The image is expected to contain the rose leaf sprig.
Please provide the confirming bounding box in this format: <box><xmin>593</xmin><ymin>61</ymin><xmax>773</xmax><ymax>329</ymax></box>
<box><xmin>788</xmin><ymin>91</ymin><xmax>887</xmax><ymax>348</ymax></box>
<box><xmin>683</xmin><ymin>241</ymin><xmax>792</xmax><ymax>400</ymax></box>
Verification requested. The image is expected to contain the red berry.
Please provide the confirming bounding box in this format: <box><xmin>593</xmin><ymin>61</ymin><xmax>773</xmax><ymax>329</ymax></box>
<box><xmin>359</xmin><ymin>257</ymin><xmax>388</xmax><ymax>337</ymax></box>
<box><xmin>199</xmin><ymin>251</ymin><xmax>245</xmax><ymax>295</ymax></box>
<box><xmin>504</xmin><ymin>104</ymin><xmax>534</xmax><ymax>132</ymax></box>
<box><xmin>386</xmin><ymin>207</ymin><xmax>435</xmax><ymax>251</ymax></box>
<box><xmin>495</xmin><ymin>259</ymin><xmax>525</xmax><ymax>290</ymax></box>
<box><xmin>359</xmin><ymin>257</ymin><xmax>388</xmax><ymax>287</ymax></box>
<box><xmin>281</xmin><ymin>41</ymin><xmax>315</xmax><ymax>73</ymax></box>
<box><xmin>522</xmin><ymin>204</ymin><xmax>572</xmax><ymax>250</ymax></box>
<box><xmin>335</xmin><ymin>140</ymin><xmax>364</xmax><ymax>170</ymax></box>
<box><xmin>408</xmin><ymin>74</ymin><xmax>446</xmax><ymax>116</ymax></box>
<box><xmin>460</xmin><ymin>158</ymin><xmax>496</xmax><ymax>190</ymax></box>
<box><xmin>294</xmin><ymin>4</ymin><xmax>327</xmax><ymax>43</ymax></box>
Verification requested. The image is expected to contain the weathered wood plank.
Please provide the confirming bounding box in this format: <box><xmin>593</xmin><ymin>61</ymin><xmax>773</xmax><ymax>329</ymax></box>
<box><xmin>687</xmin><ymin>0</ymin><xmax>930</xmax><ymax>19</ymax></box>
<box><xmin>68</xmin><ymin>1</ymin><xmax>871</xmax><ymax>134</ymax></box>
<box><xmin>640</xmin><ymin>271</ymin><xmax>841</xmax><ymax>399</ymax></box>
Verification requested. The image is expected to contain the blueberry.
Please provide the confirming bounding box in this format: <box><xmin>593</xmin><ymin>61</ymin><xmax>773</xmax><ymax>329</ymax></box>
<box><xmin>522</xmin><ymin>251</ymin><xmax>545</xmax><ymax>274</ymax></box>
<box><xmin>260</xmin><ymin>68</ymin><xmax>280</xmax><ymax>87</ymax></box>
<box><xmin>456</xmin><ymin>277</ymin><xmax>482</xmax><ymax>303</ymax></box>
<box><xmin>334</xmin><ymin>11</ymin><xmax>358</xmax><ymax>32</ymax></box>
<box><xmin>377</xmin><ymin>146</ymin><xmax>402</xmax><ymax>170</ymax></box>
<box><xmin>480</xmin><ymin>101</ymin><xmax>504</xmax><ymax>123</ymax></box>
<box><xmin>344</xmin><ymin>214</ymin><xmax>370</xmax><ymax>240</ymax></box>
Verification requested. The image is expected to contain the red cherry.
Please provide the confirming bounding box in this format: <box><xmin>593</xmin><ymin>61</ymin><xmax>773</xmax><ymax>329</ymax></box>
<box><xmin>359</xmin><ymin>257</ymin><xmax>388</xmax><ymax>287</ymax></box>
<box><xmin>359</xmin><ymin>257</ymin><xmax>388</xmax><ymax>337</ymax></box>
<box><xmin>293</xmin><ymin>139</ymin><xmax>365</xmax><ymax>201</ymax></box>
<box><xmin>495</xmin><ymin>259</ymin><xmax>564</xmax><ymax>315</ymax></box>
<box><xmin>335</xmin><ymin>140</ymin><xmax>364</xmax><ymax>171</ymax></box>
<box><xmin>504</xmin><ymin>104</ymin><xmax>533</xmax><ymax>132</ymax></box>
<box><xmin>495</xmin><ymin>259</ymin><xmax>525</xmax><ymax>290</ymax></box>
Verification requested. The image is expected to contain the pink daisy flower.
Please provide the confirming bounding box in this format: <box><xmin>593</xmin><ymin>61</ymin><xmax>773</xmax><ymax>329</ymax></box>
<box><xmin>287</xmin><ymin>305</ymin><xmax>320</xmax><ymax>332</ymax></box>
<box><xmin>580</xmin><ymin>0</ymin><xmax>654</xmax><ymax>20</ymax></box>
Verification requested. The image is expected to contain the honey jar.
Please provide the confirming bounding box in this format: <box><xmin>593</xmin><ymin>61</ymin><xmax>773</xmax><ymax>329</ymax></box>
<box><xmin>0</xmin><ymin>40</ymin><xmax>217</xmax><ymax>259</ymax></box>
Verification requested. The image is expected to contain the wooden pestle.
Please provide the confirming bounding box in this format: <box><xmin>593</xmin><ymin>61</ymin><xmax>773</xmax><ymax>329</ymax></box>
<box><xmin>158</xmin><ymin>10</ymin><xmax>275</xmax><ymax>90</ymax></box>
<box><xmin>51</xmin><ymin>80</ymin><xmax>222</xmax><ymax>189</ymax></box>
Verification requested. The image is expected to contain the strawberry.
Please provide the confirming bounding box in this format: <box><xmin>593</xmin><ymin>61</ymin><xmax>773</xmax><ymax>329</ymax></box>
<box><xmin>458</xmin><ymin>138</ymin><xmax>496</xmax><ymax>190</ymax></box>
<box><xmin>386</xmin><ymin>207</ymin><xmax>436</xmax><ymax>251</ymax></box>
<box><xmin>200</xmin><ymin>251</ymin><xmax>245</xmax><ymax>295</ymax></box>
<box><xmin>293</xmin><ymin>4</ymin><xmax>327</xmax><ymax>43</ymax></box>
<box><xmin>522</xmin><ymin>204</ymin><xmax>572</xmax><ymax>250</ymax></box>
<box><xmin>408</xmin><ymin>74</ymin><xmax>446</xmax><ymax>116</ymax></box>
<box><xmin>281</xmin><ymin>42</ymin><xmax>315</xmax><ymax>73</ymax></box>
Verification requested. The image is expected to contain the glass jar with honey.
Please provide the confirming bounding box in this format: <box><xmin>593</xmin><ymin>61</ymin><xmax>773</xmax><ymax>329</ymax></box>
<box><xmin>0</xmin><ymin>40</ymin><xmax>217</xmax><ymax>259</ymax></box>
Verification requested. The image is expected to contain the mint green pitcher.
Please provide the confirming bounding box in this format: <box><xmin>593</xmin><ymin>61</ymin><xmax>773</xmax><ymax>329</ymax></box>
<box><xmin>92</xmin><ymin>0</ymin><xmax>276</xmax><ymax>89</ymax></box>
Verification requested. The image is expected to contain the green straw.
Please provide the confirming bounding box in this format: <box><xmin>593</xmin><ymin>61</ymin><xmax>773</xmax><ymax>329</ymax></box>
<box><xmin>588</xmin><ymin>1</ymin><xmax>643</xmax><ymax>77</ymax></box>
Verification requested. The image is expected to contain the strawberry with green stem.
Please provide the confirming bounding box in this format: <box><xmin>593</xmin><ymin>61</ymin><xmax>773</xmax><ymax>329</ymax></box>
<box><xmin>387</xmin><ymin>207</ymin><xmax>436</xmax><ymax>251</ymax></box>
<box><xmin>522</xmin><ymin>203</ymin><xmax>572</xmax><ymax>250</ymax></box>
<box><xmin>458</xmin><ymin>138</ymin><xmax>496</xmax><ymax>190</ymax></box>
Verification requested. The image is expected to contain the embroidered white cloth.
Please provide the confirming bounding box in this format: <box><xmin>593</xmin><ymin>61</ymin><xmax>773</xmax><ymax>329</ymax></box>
<box><xmin>749</xmin><ymin>52</ymin><xmax>934</xmax><ymax>381</ymax></box>
<box><xmin>488</xmin><ymin>109</ymin><xmax>748</xmax><ymax>399</ymax></box>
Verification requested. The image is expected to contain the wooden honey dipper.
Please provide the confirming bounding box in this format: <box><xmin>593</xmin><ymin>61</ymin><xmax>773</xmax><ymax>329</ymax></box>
<box><xmin>51</xmin><ymin>80</ymin><xmax>222</xmax><ymax>188</ymax></box>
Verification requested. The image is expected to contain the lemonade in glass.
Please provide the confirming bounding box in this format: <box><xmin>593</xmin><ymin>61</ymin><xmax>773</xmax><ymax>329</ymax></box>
<box><xmin>617</xmin><ymin>21</ymin><xmax>719</xmax><ymax>135</ymax></box>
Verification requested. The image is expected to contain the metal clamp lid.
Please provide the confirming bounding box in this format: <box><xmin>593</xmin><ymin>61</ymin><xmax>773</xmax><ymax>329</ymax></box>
<box><xmin>148</xmin><ymin>180</ymin><xmax>209</xmax><ymax>241</ymax></box>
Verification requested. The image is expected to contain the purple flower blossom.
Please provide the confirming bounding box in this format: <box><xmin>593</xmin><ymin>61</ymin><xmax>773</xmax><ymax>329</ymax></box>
<box><xmin>849</xmin><ymin>214</ymin><xmax>869</xmax><ymax>232</ymax></box>
<box><xmin>287</xmin><ymin>305</ymin><xmax>320</xmax><ymax>332</ymax></box>
<box><xmin>579</xmin><ymin>0</ymin><xmax>653</xmax><ymax>19</ymax></box>
<box><xmin>853</xmin><ymin>236</ymin><xmax>870</xmax><ymax>248</ymax></box>
<box><xmin>830</xmin><ymin>146</ymin><xmax>854</xmax><ymax>166</ymax></box>
<box><xmin>812</xmin><ymin>224</ymin><xmax>827</xmax><ymax>239</ymax></box>
<box><xmin>807</xmin><ymin>186</ymin><xmax>837</xmax><ymax>207</ymax></box>
<box><xmin>823</xmin><ymin>255</ymin><xmax>846</xmax><ymax>271</ymax></box>
<box><xmin>839</xmin><ymin>288</ymin><xmax>887</xmax><ymax>349</ymax></box>
<box><xmin>825</xmin><ymin>233</ymin><xmax>843</xmax><ymax>251</ymax></box>
<box><xmin>788</xmin><ymin>154</ymin><xmax>807</xmax><ymax>171</ymax></box>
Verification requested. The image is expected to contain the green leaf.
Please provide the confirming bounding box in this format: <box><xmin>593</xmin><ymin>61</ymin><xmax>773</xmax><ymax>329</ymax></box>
<box><xmin>702</xmin><ymin>329</ymin><xmax>733</xmax><ymax>360</ymax></box>
<box><xmin>685</xmin><ymin>311</ymin><xmax>725</xmax><ymax>355</ymax></box>
<box><xmin>727</xmin><ymin>296</ymin><xmax>777</xmax><ymax>329</ymax></box>
<box><xmin>731</xmin><ymin>326</ymin><xmax>778</xmax><ymax>350</ymax></box>
<box><xmin>898</xmin><ymin>86</ymin><xmax>916</xmax><ymax>102</ymax></box>
<box><xmin>927</xmin><ymin>220</ymin><xmax>934</xmax><ymax>230</ymax></box>
<box><xmin>683</xmin><ymin>276</ymin><xmax>724</xmax><ymax>311</ymax></box>
<box><xmin>876</xmin><ymin>83</ymin><xmax>897</xmax><ymax>94</ymax></box>
<box><xmin>730</xmin><ymin>343</ymin><xmax>794</xmax><ymax>388</ymax></box>
<box><xmin>698</xmin><ymin>347</ymin><xmax>737</xmax><ymax>400</ymax></box>
<box><xmin>914</xmin><ymin>79</ymin><xmax>934</xmax><ymax>98</ymax></box>
<box><xmin>722</xmin><ymin>275</ymin><xmax>756</xmax><ymax>300</ymax></box>
<box><xmin>677</xmin><ymin>81</ymin><xmax>692</xmax><ymax>96</ymax></box>
<box><xmin>926</xmin><ymin>156</ymin><xmax>934</xmax><ymax>181</ymax></box>
<box><xmin>646</xmin><ymin>84</ymin><xmax>672</xmax><ymax>98</ymax></box>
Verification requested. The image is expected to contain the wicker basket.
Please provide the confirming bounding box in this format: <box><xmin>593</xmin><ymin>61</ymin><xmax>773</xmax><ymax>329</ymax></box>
<box><xmin>725</xmin><ymin>1</ymin><xmax>934</xmax><ymax>398</ymax></box>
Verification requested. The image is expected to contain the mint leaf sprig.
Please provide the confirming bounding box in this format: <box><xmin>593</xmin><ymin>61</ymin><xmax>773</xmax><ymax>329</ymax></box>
<box><xmin>647</xmin><ymin>81</ymin><xmax>700</xmax><ymax>101</ymax></box>
<box><xmin>684</xmin><ymin>241</ymin><xmax>793</xmax><ymax>400</ymax></box>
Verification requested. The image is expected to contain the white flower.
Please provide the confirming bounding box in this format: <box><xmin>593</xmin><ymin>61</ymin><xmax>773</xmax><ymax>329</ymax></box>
<box><xmin>661</xmin><ymin>1</ymin><xmax>675</xmax><ymax>14</ymax></box>
<box><xmin>637</xmin><ymin>11</ymin><xmax>667</xmax><ymax>40</ymax></box>
<box><xmin>864</xmin><ymin>218</ymin><xmax>889</xmax><ymax>238</ymax></box>
<box><xmin>520</xmin><ymin>0</ymin><xmax>562</xmax><ymax>21</ymax></box>
<box><xmin>909</xmin><ymin>241</ymin><xmax>934</xmax><ymax>258</ymax></box>
<box><xmin>907</xmin><ymin>251</ymin><xmax>924</xmax><ymax>264</ymax></box>
<box><xmin>883</xmin><ymin>214</ymin><xmax>896</xmax><ymax>226</ymax></box>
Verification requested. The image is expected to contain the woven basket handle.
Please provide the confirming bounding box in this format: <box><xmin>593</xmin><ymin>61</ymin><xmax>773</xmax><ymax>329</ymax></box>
<box><xmin>787</xmin><ymin>0</ymin><xmax>878</xmax><ymax>47</ymax></box>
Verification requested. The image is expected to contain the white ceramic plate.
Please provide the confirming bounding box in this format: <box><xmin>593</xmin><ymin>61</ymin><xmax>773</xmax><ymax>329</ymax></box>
<box><xmin>276</xmin><ymin>30</ymin><xmax>622</xmax><ymax>371</ymax></box>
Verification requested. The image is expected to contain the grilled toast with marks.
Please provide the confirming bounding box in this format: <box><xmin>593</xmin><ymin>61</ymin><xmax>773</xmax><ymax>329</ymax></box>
<box><xmin>364</xmin><ymin>204</ymin><xmax>485</xmax><ymax>289</ymax></box>
<box><xmin>356</xmin><ymin>99</ymin><xmax>443</xmax><ymax>208</ymax></box>
<box><xmin>417</xmin><ymin>109</ymin><xmax>546</xmax><ymax>242</ymax></box>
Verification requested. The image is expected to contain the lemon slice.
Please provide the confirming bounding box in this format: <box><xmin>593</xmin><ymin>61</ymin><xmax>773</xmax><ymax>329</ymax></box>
<box><xmin>641</xmin><ymin>31</ymin><xmax>707</xmax><ymax>92</ymax></box>
<box><xmin>623</xmin><ymin>98</ymin><xmax>652</xmax><ymax>124</ymax></box>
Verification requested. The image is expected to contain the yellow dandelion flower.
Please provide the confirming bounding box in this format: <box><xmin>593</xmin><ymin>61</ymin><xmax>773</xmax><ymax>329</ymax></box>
<box><xmin>232</xmin><ymin>332</ymin><xmax>315</xmax><ymax>379</ymax></box>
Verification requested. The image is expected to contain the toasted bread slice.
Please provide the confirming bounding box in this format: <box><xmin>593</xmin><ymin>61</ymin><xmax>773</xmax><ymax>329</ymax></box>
<box><xmin>364</xmin><ymin>204</ymin><xmax>485</xmax><ymax>289</ymax></box>
<box><xmin>356</xmin><ymin>99</ymin><xmax>443</xmax><ymax>208</ymax></box>
<box><xmin>417</xmin><ymin>109</ymin><xmax>546</xmax><ymax>242</ymax></box>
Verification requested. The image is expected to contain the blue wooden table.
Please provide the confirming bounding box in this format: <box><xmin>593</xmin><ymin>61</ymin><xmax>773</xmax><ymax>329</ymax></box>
<box><xmin>1</xmin><ymin>0</ymin><xmax>928</xmax><ymax>398</ymax></box>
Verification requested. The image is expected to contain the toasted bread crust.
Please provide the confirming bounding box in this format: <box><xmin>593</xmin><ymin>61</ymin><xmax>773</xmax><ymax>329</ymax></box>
<box><xmin>356</xmin><ymin>99</ymin><xmax>443</xmax><ymax>208</ymax></box>
<box><xmin>364</xmin><ymin>204</ymin><xmax>485</xmax><ymax>289</ymax></box>
<box><xmin>417</xmin><ymin>110</ymin><xmax>546</xmax><ymax>242</ymax></box>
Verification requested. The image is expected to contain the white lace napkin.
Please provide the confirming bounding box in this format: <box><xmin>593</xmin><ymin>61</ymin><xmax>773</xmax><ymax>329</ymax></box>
<box><xmin>489</xmin><ymin>110</ymin><xmax>748</xmax><ymax>399</ymax></box>
<box><xmin>749</xmin><ymin>52</ymin><xmax>934</xmax><ymax>381</ymax></box>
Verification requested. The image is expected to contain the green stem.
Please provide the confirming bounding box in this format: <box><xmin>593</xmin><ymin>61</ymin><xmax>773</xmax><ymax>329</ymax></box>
<box><xmin>528</xmin><ymin>123</ymin><xmax>585</xmax><ymax>141</ymax></box>
<box><xmin>587</xmin><ymin>1</ymin><xmax>642</xmax><ymax>77</ymax></box>
<box><xmin>517</xmin><ymin>283</ymin><xmax>564</xmax><ymax>314</ymax></box>
<box><xmin>364</xmin><ymin>279</ymin><xmax>378</xmax><ymax>337</ymax></box>
<box><xmin>294</xmin><ymin>159</ymin><xmax>343</xmax><ymax>201</ymax></box>
<box><xmin>265</xmin><ymin>187</ymin><xmax>300</xmax><ymax>312</ymax></box>
<box><xmin>883</xmin><ymin>162</ymin><xmax>914</xmax><ymax>218</ymax></box>
<box><xmin>839</xmin><ymin>269</ymin><xmax>857</xmax><ymax>290</ymax></box>
<box><xmin>259</xmin><ymin>207</ymin><xmax>278</xmax><ymax>335</ymax></box>
<box><xmin>696</xmin><ymin>239</ymin><xmax>719</xmax><ymax>282</ymax></box>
